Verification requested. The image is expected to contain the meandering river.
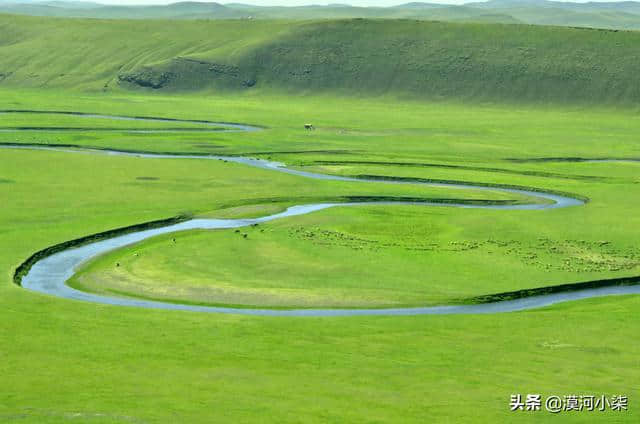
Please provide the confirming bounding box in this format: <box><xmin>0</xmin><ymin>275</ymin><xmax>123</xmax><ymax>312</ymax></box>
<box><xmin>6</xmin><ymin>112</ymin><xmax>640</xmax><ymax>316</ymax></box>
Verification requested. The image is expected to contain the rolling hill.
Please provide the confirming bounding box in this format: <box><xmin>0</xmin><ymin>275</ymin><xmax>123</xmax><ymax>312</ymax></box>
<box><xmin>2</xmin><ymin>0</ymin><xmax>640</xmax><ymax>30</ymax></box>
<box><xmin>1</xmin><ymin>14</ymin><xmax>640</xmax><ymax>104</ymax></box>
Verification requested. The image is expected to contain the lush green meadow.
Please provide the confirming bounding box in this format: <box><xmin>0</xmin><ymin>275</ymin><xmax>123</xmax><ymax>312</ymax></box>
<box><xmin>0</xmin><ymin>86</ymin><xmax>639</xmax><ymax>422</ymax></box>
<box><xmin>2</xmin><ymin>88</ymin><xmax>640</xmax><ymax>161</ymax></box>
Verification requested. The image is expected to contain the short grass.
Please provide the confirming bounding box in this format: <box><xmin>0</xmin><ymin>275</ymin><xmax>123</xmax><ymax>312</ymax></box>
<box><xmin>1</xmin><ymin>89</ymin><xmax>639</xmax><ymax>422</ymax></box>
<box><xmin>2</xmin><ymin>88</ymin><xmax>640</xmax><ymax>162</ymax></box>
<box><xmin>77</xmin><ymin>209</ymin><xmax>545</xmax><ymax>309</ymax></box>
<box><xmin>70</xmin><ymin>163</ymin><xmax>640</xmax><ymax>308</ymax></box>
<box><xmin>2</xmin><ymin>16</ymin><xmax>640</xmax><ymax>103</ymax></box>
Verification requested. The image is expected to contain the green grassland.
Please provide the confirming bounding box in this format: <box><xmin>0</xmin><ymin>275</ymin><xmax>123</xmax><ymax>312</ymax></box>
<box><xmin>67</xmin><ymin>122</ymin><xmax>640</xmax><ymax>309</ymax></box>
<box><xmin>1</xmin><ymin>88</ymin><xmax>639</xmax><ymax>422</ymax></box>
<box><xmin>2</xmin><ymin>88</ymin><xmax>639</xmax><ymax>162</ymax></box>
<box><xmin>68</xmin><ymin>177</ymin><xmax>640</xmax><ymax>308</ymax></box>
<box><xmin>1</xmin><ymin>13</ymin><xmax>640</xmax><ymax>423</ymax></box>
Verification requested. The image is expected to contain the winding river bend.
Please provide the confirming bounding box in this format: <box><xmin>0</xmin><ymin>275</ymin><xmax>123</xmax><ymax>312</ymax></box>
<box><xmin>6</xmin><ymin>112</ymin><xmax>640</xmax><ymax>316</ymax></box>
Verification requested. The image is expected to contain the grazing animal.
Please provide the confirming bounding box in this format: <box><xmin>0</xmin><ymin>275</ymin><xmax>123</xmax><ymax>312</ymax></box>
<box><xmin>304</xmin><ymin>124</ymin><xmax>315</xmax><ymax>131</ymax></box>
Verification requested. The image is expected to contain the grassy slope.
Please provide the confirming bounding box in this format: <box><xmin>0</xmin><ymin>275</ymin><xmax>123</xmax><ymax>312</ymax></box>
<box><xmin>2</xmin><ymin>16</ymin><xmax>640</xmax><ymax>104</ymax></box>
<box><xmin>227</xmin><ymin>19</ymin><xmax>640</xmax><ymax>102</ymax></box>
<box><xmin>0</xmin><ymin>15</ymin><xmax>299</xmax><ymax>90</ymax></box>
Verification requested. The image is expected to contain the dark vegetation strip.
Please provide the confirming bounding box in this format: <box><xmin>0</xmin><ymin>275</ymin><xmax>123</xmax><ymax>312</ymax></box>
<box><xmin>13</xmin><ymin>214</ymin><xmax>192</xmax><ymax>287</ymax></box>
<box><xmin>0</xmin><ymin>143</ymin><xmax>351</xmax><ymax>159</ymax></box>
<box><xmin>349</xmin><ymin>174</ymin><xmax>591</xmax><ymax>203</ymax></box>
<box><xmin>0</xmin><ymin>127</ymin><xmax>225</xmax><ymax>132</ymax></box>
<box><xmin>312</xmin><ymin>160</ymin><xmax>606</xmax><ymax>181</ymax></box>
<box><xmin>467</xmin><ymin>275</ymin><xmax>640</xmax><ymax>304</ymax></box>
<box><xmin>245</xmin><ymin>150</ymin><xmax>355</xmax><ymax>156</ymax></box>
<box><xmin>0</xmin><ymin>142</ymin><xmax>227</xmax><ymax>157</ymax></box>
<box><xmin>342</xmin><ymin>196</ymin><xmax>514</xmax><ymax>205</ymax></box>
<box><xmin>213</xmin><ymin>195</ymin><xmax>518</xmax><ymax>211</ymax></box>
<box><xmin>0</xmin><ymin>110</ymin><xmax>265</xmax><ymax>128</ymax></box>
<box><xmin>0</xmin><ymin>142</ymin><xmax>343</xmax><ymax>159</ymax></box>
<box><xmin>507</xmin><ymin>157</ymin><xmax>640</xmax><ymax>163</ymax></box>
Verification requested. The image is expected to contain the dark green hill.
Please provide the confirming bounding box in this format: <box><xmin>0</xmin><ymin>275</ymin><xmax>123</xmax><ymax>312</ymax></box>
<box><xmin>2</xmin><ymin>15</ymin><xmax>640</xmax><ymax>104</ymax></box>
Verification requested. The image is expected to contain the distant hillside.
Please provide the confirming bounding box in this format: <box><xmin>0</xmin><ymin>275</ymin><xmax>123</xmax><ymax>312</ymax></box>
<box><xmin>3</xmin><ymin>0</ymin><xmax>640</xmax><ymax>30</ymax></box>
<box><xmin>1</xmin><ymin>15</ymin><xmax>640</xmax><ymax>104</ymax></box>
